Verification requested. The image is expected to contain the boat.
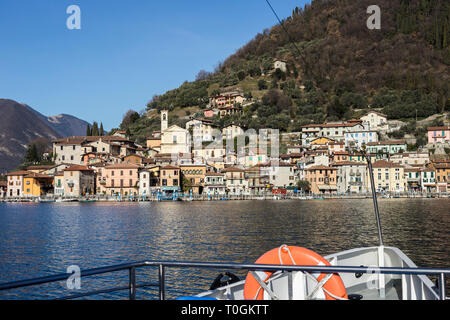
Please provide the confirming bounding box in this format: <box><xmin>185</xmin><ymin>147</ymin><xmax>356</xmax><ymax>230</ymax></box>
<box><xmin>39</xmin><ymin>198</ymin><xmax>55</xmax><ymax>203</ymax></box>
<box><xmin>79</xmin><ymin>199</ymin><xmax>97</xmax><ymax>203</ymax></box>
<box><xmin>0</xmin><ymin>151</ymin><xmax>448</xmax><ymax>301</ymax></box>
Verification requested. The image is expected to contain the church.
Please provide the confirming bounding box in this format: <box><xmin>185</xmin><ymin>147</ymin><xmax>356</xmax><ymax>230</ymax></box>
<box><xmin>159</xmin><ymin>110</ymin><xmax>191</xmax><ymax>155</ymax></box>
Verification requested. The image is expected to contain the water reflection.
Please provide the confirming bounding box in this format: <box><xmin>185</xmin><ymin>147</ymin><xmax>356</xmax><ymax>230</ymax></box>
<box><xmin>0</xmin><ymin>199</ymin><xmax>448</xmax><ymax>299</ymax></box>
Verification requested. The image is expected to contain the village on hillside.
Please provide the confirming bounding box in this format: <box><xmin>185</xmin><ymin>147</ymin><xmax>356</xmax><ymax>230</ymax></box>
<box><xmin>1</xmin><ymin>85</ymin><xmax>450</xmax><ymax>201</ymax></box>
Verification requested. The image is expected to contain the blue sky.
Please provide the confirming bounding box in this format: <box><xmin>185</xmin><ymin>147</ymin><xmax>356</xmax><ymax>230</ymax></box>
<box><xmin>0</xmin><ymin>0</ymin><xmax>309</xmax><ymax>129</ymax></box>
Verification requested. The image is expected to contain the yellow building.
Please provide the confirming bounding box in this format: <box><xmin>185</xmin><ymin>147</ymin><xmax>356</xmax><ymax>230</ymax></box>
<box><xmin>310</xmin><ymin>137</ymin><xmax>334</xmax><ymax>149</ymax></box>
<box><xmin>23</xmin><ymin>172</ymin><xmax>53</xmax><ymax>197</ymax></box>
<box><xmin>369</xmin><ymin>160</ymin><xmax>405</xmax><ymax>193</ymax></box>
<box><xmin>180</xmin><ymin>164</ymin><xmax>207</xmax><ymax>194</ymax></box>
<box><xmin>434</xmin><ymin>162</ymin><xmax>450</xmax><ymax>192</ymax></box>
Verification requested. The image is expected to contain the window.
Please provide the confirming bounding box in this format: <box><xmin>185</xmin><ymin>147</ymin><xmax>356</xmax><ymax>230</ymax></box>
<box><xmin>111</xmin><ymin>180</ymin><xmax>115</xmax><ymax>187</ymax></box>
<box><xmin>120</xmin><ymin>171</ymin><xmax>123</xmax><ymax>176</ymax></box>
<box><xmin>129</xmin><ymin>179</ymin><xmax>132</xmax><ymax>186</ymax></box>
<box><xmin>173</xmin><ymin>136</ymin><xmax>177</xmax><ymax>143</ymax></box>
<box><xmin>120</xmin><ymin>179</ymin><xmax>124</xmax><ymax>187</ymax></box>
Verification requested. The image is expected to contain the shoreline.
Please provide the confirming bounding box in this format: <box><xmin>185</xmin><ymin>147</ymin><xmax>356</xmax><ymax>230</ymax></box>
<box><xmin>1</xmin><ymin>193</ymin><xmax>449</xmax><ymax>203</ymax></box>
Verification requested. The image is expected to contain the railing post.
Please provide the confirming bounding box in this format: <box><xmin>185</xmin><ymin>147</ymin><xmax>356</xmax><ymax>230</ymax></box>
<box><xmin>158</xmin><ymin>264</ymin><xmax>166</xmax><ymax>300</ymax></box>
<box><xmin>129</xmin><ymin>267</ymin><xmax>136</xmax><ymax>300</ymax></box>
<box><xmin>438</xmin><ymin>273</ymin><xmax>446</xmax><ymax>300</ymax></box>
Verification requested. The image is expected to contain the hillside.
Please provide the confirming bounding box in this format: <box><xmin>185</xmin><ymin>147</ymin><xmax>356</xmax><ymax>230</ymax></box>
<box><xmin>0</xmin><ymin>99</ymin><xmax>90</xmax><ymax>172</ymax></box>
<box><xmin>121</xmin><ymin>0</ymin><xmax>449</xmax><ymax>145</ymax></box>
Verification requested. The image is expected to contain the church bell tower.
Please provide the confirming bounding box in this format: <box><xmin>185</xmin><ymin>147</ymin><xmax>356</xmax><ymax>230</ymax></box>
<box><xmin>161</xmin><ymin>110</ymin><xmax>168</xmax><ymax>131</ymax></box>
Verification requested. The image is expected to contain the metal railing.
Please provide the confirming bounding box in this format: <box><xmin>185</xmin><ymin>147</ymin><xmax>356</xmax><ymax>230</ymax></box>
<box><xmin>0</xmin><ymin>260</ymin><xmax>449</xmax><ymax>300</ymax></box>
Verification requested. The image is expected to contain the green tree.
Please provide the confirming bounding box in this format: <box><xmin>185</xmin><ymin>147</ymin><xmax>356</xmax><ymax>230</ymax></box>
<box><xmin>23</xmin><ymin>144</ymin><xmax>40</xmax><ymax>165</ymax></box>
<box><xmin>91</xmin><ymin>122</ymin><xmax>99</xmax><ymax>136</ymax></box>
<box><xmin>86</xmin><ymin>124</ymin><xmax>91</xmax><ymax>136</ymax></box>
<box><xmin>100</xmin><ymin>123</ymin><xmax>104</xmax><ymax>136</ymax></box>
<box><xmin>297</xmin><ymin>180</ymin><xmax>311</xmax><ymax>192</ymax></box>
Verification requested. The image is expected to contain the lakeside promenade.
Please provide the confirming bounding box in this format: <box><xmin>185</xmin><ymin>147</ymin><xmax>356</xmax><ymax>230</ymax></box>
<box><xmin>2</xmin><ymin>192</ymin><xmax>449</xmax><ymax>203</ymax></box>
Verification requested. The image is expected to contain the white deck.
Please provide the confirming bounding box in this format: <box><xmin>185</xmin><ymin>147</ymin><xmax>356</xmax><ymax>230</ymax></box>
<box><xmin>197</xmin><ymin>246</ymin><xmax>440</xmax><ymax>300</ymax></box>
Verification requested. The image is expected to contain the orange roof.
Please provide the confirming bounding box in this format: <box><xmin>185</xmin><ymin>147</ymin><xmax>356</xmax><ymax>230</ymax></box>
<box><xmin>105</xmin><ymin>163</ymin><xmax>140</xmax><ymax>169</ymax></box>
<box><xmin>427</xmin><ymin>126</ymin><xmax>450</xmax><ymax>131</ymax></box>
<box><xmin>307</xmin><ymin>166</ymin><xmax>337</xmax><ymax>171</ymax></box>
<box><xmin>367</xmin><ymin>140</ymin><xmax>406</xmax><ymax>146</ymax></box>
<box><xmin>372</xmin><ymin>160</ymin><xmax>403</xmax><ymax>168</ymax></box>
<box><xmin>6</xmin><ymin>170</ymin><xmax>30</xmax><ymax>176</ymax></box>
<box><xmin>64</xmin><ymin>165</ymin><xmax>94</xmax><ymax>172</ymax></box>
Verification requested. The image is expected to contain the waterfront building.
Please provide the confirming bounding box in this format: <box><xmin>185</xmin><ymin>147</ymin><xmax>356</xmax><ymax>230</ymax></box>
<box><xmin>427</xmin><ymin>126</ymin><xmax>450</xmax><ymax>145</ymax></box>
<box><xmin>360</xmin><ymin>111</ymin><xmax>388</xmax><ymax>131</ymax></box>
<box><xmin>204</xmin><ymin>172</ymin><xmax>226</xmax><ymax>196</ymax></box>
<box><xmin>366</xmin><ymin>140</ymin><xmax>407</xmax><ymax>157</ymax></box>
<box><xmin>23</xmin><ymin>172</ymin><xmax>53</xmax><ymax>197</ymax></box>
<box><xmin>52</xmin><ymin>136</ymin><xmax>136</xmax><ymax>165</ymax></box>
<box><xmin>333</xmin><ymin>161</ymin><xmax>368</xmax><ymax>194</ymax></box>
<box><xmin>368</xmin><ymin>160</ymin><xmax>405</xmax><ymax>193</ymax></box>
<box><xmin>305</xmin><ymin>166</ymin><xmax>338</xmax><ymax>194</ymax></box>
<box><xmin>63</xmin><ymin>165</ymin><xmax>96</xmax><ymax>197</ymax></box>
<box><xmin>222</xmin><ymin>167</ymin><xmax>248</xmax><ymax>196</ymax></box>
<box><xmin>160</xmin><ymin>165</ymin><xmax>181</xmax><ymax>195</ymax></box>
<box><xmin>103</xmin><ymin>163</ymin><xmax>139</xmax><ymax>197</ymax></box>
<box><xmin>434</xmin><ymin>162</ymin><xmax>450</xmax><ymax>193</ymax></box>
<box><xmin>421</xmin><ymin>168</ymin><xmax>436</xmax><ymax>193</ymax></box>
<box><xmin>404</xmin><ymin>168</ymin><xmax>422</xmax><ymax>192</ymax></box>
<box><xmin>180</xmin><ymin>164</ymin><xmax>207</xmax><ymax>194</ymax></box>
<box><xmin>264</xmin><ymin>162</ymin><xmax>297</xmax><ymax>189</ymax></box>
<box><xmin>245</xmin><ymin>165</ymin><xmax>270</xmax><ymax>195</ymax></box>
<box><xmin>0</xmin><ymin>181</ymin><xmax>6</xmax><ymax>198</ymax></box>
<box><xmin>54</xmin><ymin>172</ymin><xmax>64</xmax><ymax>197</ymax></box>
<box><xmin>139</xmin><ymin>166</ymin><xmax>160</xmax><ymax>197</ymax></box>
<box><xmin>5</xmin><ymin>170</ymin><xmax>30</xmax><ymax>198</ymax></box>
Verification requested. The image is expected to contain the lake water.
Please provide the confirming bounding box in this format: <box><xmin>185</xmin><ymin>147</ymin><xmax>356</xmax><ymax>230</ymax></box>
<box><xmin>0</xmin><ymin>198</ymin><xmax>449</xmax><ymax>299</ymax></box>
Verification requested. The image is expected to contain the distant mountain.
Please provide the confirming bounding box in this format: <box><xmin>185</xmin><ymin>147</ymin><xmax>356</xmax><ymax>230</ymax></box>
<box><xmin>0</xmin><ymin>99</ymin><xmax>90</xmax><ymax>172</ymax></box>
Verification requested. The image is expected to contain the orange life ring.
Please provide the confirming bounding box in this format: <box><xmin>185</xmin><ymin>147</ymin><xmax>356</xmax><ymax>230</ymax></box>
<box><xmin>243</xmin><ymin>245</ymin><xmax>348</xmax><ymax>300</ymax></box>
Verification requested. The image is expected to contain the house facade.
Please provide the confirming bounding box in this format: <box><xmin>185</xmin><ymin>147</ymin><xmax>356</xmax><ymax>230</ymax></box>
<box><xmin>427</xmin><ymin>126</ymin><xmax>450</xmax><ymax>144</ymax></box>
<box><xmin>103</xmin><ymin>163</ymin><xmax>139</xmax><ymax>197</ymax></box>
<box><xmin>63</xmin><ymin>165</ymin><xmax>96</xmax><ymax>197</ymax></box>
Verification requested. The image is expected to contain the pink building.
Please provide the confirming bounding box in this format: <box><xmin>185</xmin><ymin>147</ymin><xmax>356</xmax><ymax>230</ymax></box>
<box><xmin>427</xmin><ymin>126</ymin><xmax>450</xmax><ymax>144</ymax></box>
<box><xmin>203</xmin><ymin>109</ymin><xmax>214</xmax><ymax>118</ymax></box>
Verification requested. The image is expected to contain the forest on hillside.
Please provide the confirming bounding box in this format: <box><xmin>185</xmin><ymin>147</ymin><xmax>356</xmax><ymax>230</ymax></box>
<box><xmin>119</xmin><ymin>0</ymin><xmax>449</xmax><ymax>145</ymax></box>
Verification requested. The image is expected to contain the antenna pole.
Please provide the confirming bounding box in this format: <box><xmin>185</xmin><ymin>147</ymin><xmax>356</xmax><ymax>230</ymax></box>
<box><xmin>365</xmin><ymin>152</ymin><xmax>384</xmax><ymax>246</ymax></box>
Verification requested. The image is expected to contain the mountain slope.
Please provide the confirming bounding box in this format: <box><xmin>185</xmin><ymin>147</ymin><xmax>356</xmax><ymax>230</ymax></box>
<box><xmin>133</xmin><ymin>0</ymin><xmax>448</xmax><ymax>141</ymax></box>
<box><xmin>0</xmin><ymin>99</ymin><xmax>89</xmax><ymax>172</ymax></box>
